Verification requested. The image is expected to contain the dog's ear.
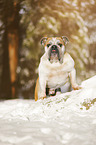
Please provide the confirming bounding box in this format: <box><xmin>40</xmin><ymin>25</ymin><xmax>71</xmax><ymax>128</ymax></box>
<box><xmin>40</xmin><ymin>37</ymin><xmax>48</xmax><ymax>46</ymax></box>
<box><xmin>61</xmin><ymin>36</ymin><xmax>69</xmax><ymax>45</ymax></box>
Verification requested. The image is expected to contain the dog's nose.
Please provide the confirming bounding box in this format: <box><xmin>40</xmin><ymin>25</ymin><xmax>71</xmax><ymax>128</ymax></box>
<box><xmin>52</xmin><ymin>45</ymin><xmax>57</xmax><ymax>49</ymax></box>
<box><xmin>51</xmin><ymin>45</ymin><xmax>57</xmax><ymax>53</ymax></box>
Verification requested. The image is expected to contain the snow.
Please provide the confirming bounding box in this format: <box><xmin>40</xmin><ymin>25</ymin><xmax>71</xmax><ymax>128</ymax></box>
<box><xmin>0</xmin><ymin>76</ymin><xmax>96</xmax><ymax>145</ymax></box>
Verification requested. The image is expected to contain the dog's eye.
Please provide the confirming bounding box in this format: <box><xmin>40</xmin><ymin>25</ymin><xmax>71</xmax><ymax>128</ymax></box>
<box><xmin>47</xmin><ymin>44</ymin><xmax>51</xmax><ymax>47</ymax></box>
<box><xmin>58</xmin><ymin>43</ymin><xmax>62</xmax><ymax>47</ymax></box>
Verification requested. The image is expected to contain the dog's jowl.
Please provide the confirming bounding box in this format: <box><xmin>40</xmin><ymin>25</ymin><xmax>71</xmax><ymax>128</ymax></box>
<box><xmin>35</xmin><ymin>36</ymin><xmax>81</xmax><ymax>101</ymax></box>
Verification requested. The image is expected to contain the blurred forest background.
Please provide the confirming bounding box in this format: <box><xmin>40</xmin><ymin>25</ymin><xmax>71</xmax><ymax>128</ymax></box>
<box><xmin>0</xmin><ymin>0</ymin><xmax>96</xmax><ymax>100</ymax></box>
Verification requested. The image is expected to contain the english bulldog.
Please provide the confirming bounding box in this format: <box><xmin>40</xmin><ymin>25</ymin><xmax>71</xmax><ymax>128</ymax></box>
<box><xmin>35</xmin><ymin>36</ymin><xmax>81</xmax><ymax>101</ymax></box>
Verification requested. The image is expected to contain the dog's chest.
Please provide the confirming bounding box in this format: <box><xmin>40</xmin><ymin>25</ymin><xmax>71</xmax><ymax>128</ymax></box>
<box><xmin>45</xmin><ymin>62</ymin><xmax>72</xmax><ymax>88</ymax></box>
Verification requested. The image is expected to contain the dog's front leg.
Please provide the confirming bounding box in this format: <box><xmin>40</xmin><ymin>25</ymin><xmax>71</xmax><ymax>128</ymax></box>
<box><xmin>39</xmin><ymin>75</ymin><xmax>47</xmax><ymax>100</ymax></box>
<box><xmin>70</xmin><ymin>68</ymin><xmax>81</xmax><ymax>90</ymax></box>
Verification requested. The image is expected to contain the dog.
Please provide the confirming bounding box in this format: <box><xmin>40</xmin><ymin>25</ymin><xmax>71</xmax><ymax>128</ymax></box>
<box><xmin>35</xmin><ymin>36</ymin><xmax>81</xmax><ymax>101</ymax></box>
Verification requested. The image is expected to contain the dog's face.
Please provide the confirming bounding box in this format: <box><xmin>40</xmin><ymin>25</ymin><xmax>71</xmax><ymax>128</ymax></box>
<box><xmin>41</xmin><ymin>36</ymin><xmax>69</xmax><ymax>63</ymax></box>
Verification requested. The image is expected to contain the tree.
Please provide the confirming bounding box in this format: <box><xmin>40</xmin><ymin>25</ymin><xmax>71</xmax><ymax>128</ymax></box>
<box><xmin>0</xmin><ymin>0</ymin><xmax>20</xmax><ymax>99</ymax></box>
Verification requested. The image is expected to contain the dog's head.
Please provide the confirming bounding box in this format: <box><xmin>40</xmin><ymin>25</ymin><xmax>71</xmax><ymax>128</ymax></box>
<box><xmin>41</xmin><ymin>36</ymin><xmax>69</xmax><ymax>63</ymax></box>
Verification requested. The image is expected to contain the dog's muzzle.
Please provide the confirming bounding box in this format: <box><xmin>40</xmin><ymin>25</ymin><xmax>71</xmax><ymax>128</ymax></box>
<box><xmin>48</xmin><ymin>45</ymin><xmax>60</xmax><ymax>62</ymax></box>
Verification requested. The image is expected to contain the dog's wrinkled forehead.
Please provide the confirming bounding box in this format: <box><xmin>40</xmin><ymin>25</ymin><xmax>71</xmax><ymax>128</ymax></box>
<box><xmin>41</xmin><ymin>36</ymin><xmax>69</xmax><ymax>46</ymax></box>
<box><xmin>46</xmin><ymin>37</ymin><xmax>63</xmax><ymax>45</ymax></box>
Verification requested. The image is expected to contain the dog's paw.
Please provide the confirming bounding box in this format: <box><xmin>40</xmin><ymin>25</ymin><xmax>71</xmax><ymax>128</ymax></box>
<box><xmin>72</xmin><ymin>84</ymin><xmax>82</xmax><ymax>90</ymax></box>
<box><xmin>39</xmin><ymin>96</ymin><xmax>46</xmax><ymax>100</ymax></box>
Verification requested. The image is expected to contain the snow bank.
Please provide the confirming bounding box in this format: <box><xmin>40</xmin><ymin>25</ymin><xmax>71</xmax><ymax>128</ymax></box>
<box><xmin>0</xmin><ymin>76</ymin><xmax>96</xmax><ymax>145</ymax></box>
<box><xmin>0</xmin><ymin>75</ymin><xmax>96</xmax><ymax>121</ymax></box>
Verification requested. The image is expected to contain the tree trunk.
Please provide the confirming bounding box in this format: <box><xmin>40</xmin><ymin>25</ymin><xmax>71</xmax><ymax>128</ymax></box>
<box><xmin>1</xmin><ymin>0</ymin><xmax>20</xmax><ymax>99</ymax></box>
<box><xmin>8</xmin><ymin>30</ymin><xmax>18</xmax><ymax>98</ymax></box>
<box><xmin>8</xmin><ymin>1</ymin><xmax>20</xmax><ymax>98</ymax></box>
<box><xmin>1</xmin><ymin>28</ymin><xmax>12</xmax><ymax>99</ymax></box>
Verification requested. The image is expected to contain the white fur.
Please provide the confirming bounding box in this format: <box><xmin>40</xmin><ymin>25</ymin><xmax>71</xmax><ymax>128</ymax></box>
<box><xmin>38</xmin><ymin>52</ymin><xmax>78</xmax><ymax>99</ymax></box>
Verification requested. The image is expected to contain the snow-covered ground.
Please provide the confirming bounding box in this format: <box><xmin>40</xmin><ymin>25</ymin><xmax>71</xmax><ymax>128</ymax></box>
<box><xmin>0</xmin><ymin>76</ymin><xmax>96</xmax><ymax>145</ymax></box>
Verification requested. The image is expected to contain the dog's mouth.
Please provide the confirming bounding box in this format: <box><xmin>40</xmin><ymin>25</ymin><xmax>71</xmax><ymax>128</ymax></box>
<box><xmin>48</xmin><ymin>45</ymin><xmax>60</xmax><ymax>63</ymax></box>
